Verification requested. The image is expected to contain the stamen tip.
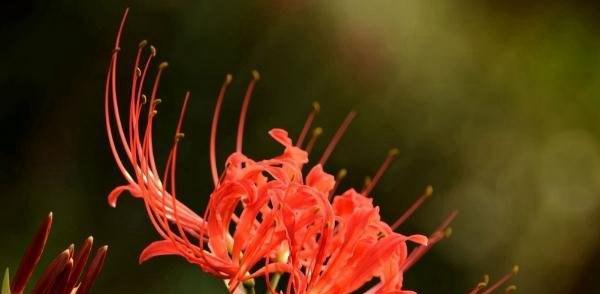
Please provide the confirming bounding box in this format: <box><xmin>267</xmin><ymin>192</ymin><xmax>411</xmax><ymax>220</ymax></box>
<box><xmin>425</xmin><ymin>185</ymin><xmax>434</xmax><ymax>197</ymax></box>
<box><xmin>159</xmin><ymin>62</ymin><xmax>169</xmax><ymax>69</ymax></box>
<box><xmin>252</xmin><ymin>70</ymin><xmax>260</xmax><ymax>80</ymax></box>
<box><xmin>337</xmin><ymin>168</ymin><xmax>348</xmax><ymax>179</ymax></box>
<box><xmin>505</xmin><ymin>285</ymin><xmax>517</xmax><ymax>293</ymax></box>
<box><xmin>444</xmin><ymin>227</ymin><xmax>453</xmax><ymax>238</ymax></box>
<box><xmin>312</xmin><ymin>101</ymin><xmax>321</xmax><ymax>112</ymax></box>
<box><xmin>313</xmin><ymin>127</ymin><xmax>323</xmax><ymax>136</ymax></box>
<box><xmin>478</xmin><ymin>274</ymin><xmax>490</xmax><ymax>287</ymax></box>
<box><xmin>512</xmin><ymin>265</ymin><xmax>519</xmax><ymax>274</ymax></box>
<box><xmin>225</xmin><ymin>74</ymin><xmax>233</xmax><ymax>84</ymax></box>
<box><xmin>150</xmin><ymin>45</ymin><xmax>157</xmax><ymax>56</ymax></box>
<box><xmin>388</xmin><ymin>148</ymin><xmax>399</xmax><ymax>156</ymax></box>
<box><xmin>138</xmin><ymin>40</ymin><xmax>148</xmax><ymax>48</ymax></box>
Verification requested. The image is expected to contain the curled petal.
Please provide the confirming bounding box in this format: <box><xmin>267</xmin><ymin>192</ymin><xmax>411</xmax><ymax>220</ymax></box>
<box><xmin>269</xmin><ymin>128</ymin><xmax>293</xmax><ymax>146</ymax></box>
<box><xmin>139</xmin><ymin>240</ymin><xmax>181</xmax><ymax>264</ymax></box>
<box><xmin>405</xmin><ymin>234</ymin><xmax>428</xmax><ymax>246</ymax></box>
<box><xmin>107</xmin><ymin>184</ymin><xmax>138</xmax><ymax>207</ymax></box>
<box><xmin>269</xmin><ymin>128</ymin><xmax>308</xmax><ymax>165</ymax></box>
<box><xmin>306</xmin><ymin>165</ymin><xmax>335</xmax><ymax>195</ymax></box>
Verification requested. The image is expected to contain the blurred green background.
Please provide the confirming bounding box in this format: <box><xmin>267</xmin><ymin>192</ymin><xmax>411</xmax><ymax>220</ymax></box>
<box><xmin>1</xmin><ymin>0</ymin><xmax>599</xmax><ymax>293</ymax></box>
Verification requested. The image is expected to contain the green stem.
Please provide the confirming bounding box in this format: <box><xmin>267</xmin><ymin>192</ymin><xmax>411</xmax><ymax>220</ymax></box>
<box><xmin>269</xmin><ymin>273</ymin><xmax>282</xmax><ymax>293</ymax></box>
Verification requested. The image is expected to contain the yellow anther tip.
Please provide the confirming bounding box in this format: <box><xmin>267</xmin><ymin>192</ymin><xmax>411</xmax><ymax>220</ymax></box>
<box><xmin>252</xmin><ymin>70</ymin><xmax>260</xmax><ymax>80</ymax></box>
<box><xmin>337</xmin><ymin>168</ymin><xmax>348</xmax><ymax>179</ymax></box>
<box><xmin>388</xmin><ymin>148</ymin><xmax>400</xmax><ymax>156</ymax></box>
<box><xmin>477</xmin><ymin>274</ymin><xmax>489</xmax><ymax>287</ymax></box>
<box><xmin>225</xmin><ymin>74</ymin><xmax>233</xmax><ymax>84</ymax></box>
<box><xmin>159</xmin><ymin>62</ymin><xmax>169</xmax><ymax>69</ymax></box>
<box><xmin>444</xmin><ymin>227</ymin><xmax>453</xmax><ymax>238</ymax></box>
<box><xmin>425</xmin><ymin>185</ymin><xmax>434</xmax><ymax>197</ymax></box>
<box><xmin>150</xmin><ymin>45</ymin><xmax>157</xmax><ymax>56</ymax></box>
<box><xmin>138</xmin><ymin>40</ymin><xmax>148</xmax><ymax>48</ymax></box>
<box><xmin>312</xmin><ymin>101</ymin><xmax>321</xmax><ymax>112</ymax></box>
<box><xmin>512</xmin><ymin>265</ymin><xmax>520</xmax><ymax>274</ymax></box>
<box><xmin>313</xmin><ymin>127</ymin><xmax>323</xmax><ymax>136</ymax></box>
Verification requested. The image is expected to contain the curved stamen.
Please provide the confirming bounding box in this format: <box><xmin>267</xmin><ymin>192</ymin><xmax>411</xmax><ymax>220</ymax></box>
<box><xmin>319</xmin><ymin>111</ymin><xmax>356</xmax><ymax>166</ymax></box>
<box><xmin>210</xmin><ymin>74</ymin><xmax>233</xmax><ymax>187</ymax></box>
<box><xmin>362</xmin><ymin>148</ymin><xmax>399</xmax><ymax>196</ymax></box>
<box><xmin>391</xmin><ymin>185</ymin><xmax>433</xmax><ymax>230</ymax></box>
<box><xmin>236</xmin><ymin>71</ymin><xmax>260</xmax><ymax>154</ymax></box>
<box><xmin>402</xmin><ymin>210</ymin><xmax>458</xmax><ymax>271</ymax></box>
<box><xmin>305</xmin><ymin>127</ymin><xmax>323</xmax><ymax>156</ymax></box>
<box><xmin>468</xmin><ymin>274</ymin><xmax>490</xmax><ymax>294</ymax></box>
<box><xmin>480</xmin><ymin>266</ymin><xmax>519</xmax><ymax>294</ymax></box>
<box><xmin>296</xmin><ymin>102</ymin><xmax>320</xmax><ymax>148</ymax></box>
<box><xmin>329</xmin><ymin>168</ymin><xmax>347</xmax><ymax>200</ymax></box>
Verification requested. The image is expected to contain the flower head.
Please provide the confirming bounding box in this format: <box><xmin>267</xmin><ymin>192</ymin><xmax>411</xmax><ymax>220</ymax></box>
<box><xmin>105</xmin><ymin>9</ymin><xmax>460</xmax><ymax>294</ymax></box>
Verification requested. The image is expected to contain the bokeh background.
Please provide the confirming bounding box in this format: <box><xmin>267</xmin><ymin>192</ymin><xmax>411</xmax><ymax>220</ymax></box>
<box><xmin>2</xmin><ymin>0</ymin><xmax>600</xmax><ymax>293</ymax></box>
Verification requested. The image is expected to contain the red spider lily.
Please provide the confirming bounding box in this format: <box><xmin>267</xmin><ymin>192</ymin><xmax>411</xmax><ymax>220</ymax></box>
<box><xmin>105</xmin><ymin>9</ymin><xmax>465</xmax><ymax>294</ymax></box>
<box><xmin>4</xmin><ymin>213</ymin><xmax>108</xmax><ymax>294</ymax></box>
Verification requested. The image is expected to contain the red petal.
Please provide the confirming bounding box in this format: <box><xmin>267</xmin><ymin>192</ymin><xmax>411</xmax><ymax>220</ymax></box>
<box><xmin>139</xmin><ymin>240</ymin><xmax>181</xmax><ymax>264</ymax></box>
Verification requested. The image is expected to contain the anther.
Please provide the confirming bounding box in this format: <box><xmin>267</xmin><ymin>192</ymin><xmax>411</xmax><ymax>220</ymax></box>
<box><xmin>150</xmin><ymin>45</ymin><xmax>157</xmax><ymax>57</ymax></box>
<box><xmin>425</xmin><ymin>185</ymin><xmax>434</xmax><ymax>197</ymax></box>
<box><xmin>391</xmin><ymin>185</ymin><xmax>434</xmax><ymax>230</ymax></box>
<box><xmin>141</xmin><ymin>94</ymin><xmax>147</xmax><ymax>104</ymax></box>
<box><xmin>305</xmin><ymin>127</ymin><xmax>323</xmax><ymax>156</ymax></box>
<box><xmin>135</xmin><ymin>67</ymin><xmax>142</xmax><ymax>77</ymax></box>
<box><xmin>153</xmin><ymin>98</ymin><xmax>162</xmax><ymax>105</ymax></box>
<box><xmin>159</xmin><ymin>62</ymin><xmax>169</xmax><ymax>69</ymax></box>
<box><xmin>112</xmin><ymin>47</ymin><xmax>121</xmax><ymax>54</ymax></box>
<box><xmin>444</xmin><ymin>227</ymin><xmax>453</xmax><ymax>238</ymax></box>
<box><xmin>362</xmin><ymin>177</ymin><xmax>372</xmax><ymax>191</ymax></box>
<box><xmin>478</xmin><ymin>275</ymin><xmax>490</xmax><ymax>288</ymax></box>
<box><xmin>313</xmin><ymin>127</ymin><xmax>323</xmax><ymax>137</ymax></box>
<box><xmin>362</xmin><ymin>147</ymin><xmax>400</xmax><ymax>195</ymax></box>
<box><xmin>480</xmin><ymin>265</ymin><xmax>520</xmax><ymax>294</ymax></box>
<box><xmin>312</xmin><ymin>101</ymin><xmax>321</xmax><ymax>113</ymax></box>
<box><xmin>175</xmin><ymin>133</ymin><xmax>185</xmax><ymax>141</ymax></box>
<box><xmin>296</xmin><ymin>102</ymin><xmax>321</xmax><ymax>147</ymax></box>
<box><xmin>330</xmin><ymin>168</ymin><xmax>348</xmax><ymax>200</ymax></box>
<box><xmin>138</xmin><ymin>40</ymin><xmax>148</xmax><ymax>48</ymax></box>
<box><xmin>505</xmin><ymin>285</ymin><xmax>517</xmax><ymax>293</ymax></box>
<box><xmin>252</xmin><ymin>70</ymin><xmax>260</xmax><ymax>80</ymax></box>
<box><xmin>225</xmin><ymin>74</ymin><xmax>233</xmax><ymax>84</ymax></box>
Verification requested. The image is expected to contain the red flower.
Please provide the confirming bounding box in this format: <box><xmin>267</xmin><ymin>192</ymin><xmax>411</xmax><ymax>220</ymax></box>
<box><xmin>105</xmin><ymin>9</ymin><xmax>464</xmax><ymax>294</ymax></box>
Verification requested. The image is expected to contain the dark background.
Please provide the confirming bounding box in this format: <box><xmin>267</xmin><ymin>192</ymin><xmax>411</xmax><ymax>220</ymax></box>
<box><xmin>1</xmin><ymin>0</ymin><xmax>599</xmax><ymax>293</ymax></box>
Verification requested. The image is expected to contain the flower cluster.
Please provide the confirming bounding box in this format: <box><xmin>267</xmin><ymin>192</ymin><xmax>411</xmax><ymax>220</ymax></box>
<box><xmin>3</xmin><ymin>213</ymin><xmax>107</xmax><ymax>294</ymax></box>
<box><xmin>105</xmin><ymin>9</ymin><xmax>516</xmax><ymax>294</ymax></box>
